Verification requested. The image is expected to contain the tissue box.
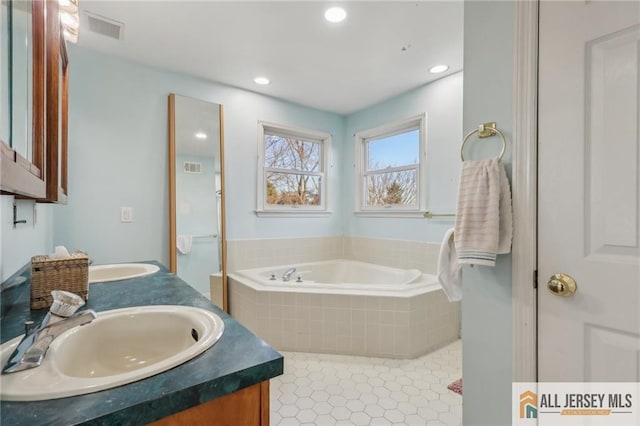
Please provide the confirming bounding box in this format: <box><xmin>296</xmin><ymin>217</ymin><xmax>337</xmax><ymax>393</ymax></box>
<box><xmin>30</xmin><ymin>253</ymin><xmax>89</xmax><ymax>310</ymax></box>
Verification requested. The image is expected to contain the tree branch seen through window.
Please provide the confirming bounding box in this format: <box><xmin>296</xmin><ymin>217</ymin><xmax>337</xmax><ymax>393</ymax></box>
<box><xmin>366</xmin><ymin>166</ymin><xmax>417</xmax><ymax>206</ymax></box>
<box><xmin>264</xmin><ymin>135</ymin><xmax>322</xmax><ymax>206</ymax></box>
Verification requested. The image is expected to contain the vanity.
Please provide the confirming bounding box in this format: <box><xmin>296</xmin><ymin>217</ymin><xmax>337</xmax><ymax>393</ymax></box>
<box><xmin>0</xmin><ymin>262</ymin><xmax>283</xmax><ymax>425</ymax></box>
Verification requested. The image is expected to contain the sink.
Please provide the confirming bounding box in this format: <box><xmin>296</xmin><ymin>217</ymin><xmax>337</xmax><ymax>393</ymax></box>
<box><xmin>89</xmin><ymin>263</ymin><xmax>160</xmax><ymax>283</ymax></box>
<box><xmin>0</xmin><ymin>305</ymin><xmax>224</xmax><ymax>401</ymax></box>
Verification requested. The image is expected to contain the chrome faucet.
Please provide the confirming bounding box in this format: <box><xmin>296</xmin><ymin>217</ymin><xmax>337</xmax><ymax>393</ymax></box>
<box><xmin>282</xmin><ymin>267</ymin><xmax>296</xmax><ymax>282</ymax></box>
<box><xmin>2</xmin><ymin>291</ymin><xmax>97</xmax><ymax>374</ymax></box>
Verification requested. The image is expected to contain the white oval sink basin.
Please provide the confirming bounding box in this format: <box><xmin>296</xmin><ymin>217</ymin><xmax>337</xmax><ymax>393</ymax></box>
<box><xmin>0</xmin><ymin>305</ymin><xmax>224</xmax><ymax>401</ymax></box>
<box><xmin>89</xmin><ymin>263</ymin><xmax>160</xmax><ymax>283</ymax></box>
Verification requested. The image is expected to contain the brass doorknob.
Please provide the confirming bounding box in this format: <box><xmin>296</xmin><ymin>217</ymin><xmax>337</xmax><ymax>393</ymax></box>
<box><xmin>547</xmin><ymin>273</ymin><xmax>577</xmax><ymax>297</ymax></box>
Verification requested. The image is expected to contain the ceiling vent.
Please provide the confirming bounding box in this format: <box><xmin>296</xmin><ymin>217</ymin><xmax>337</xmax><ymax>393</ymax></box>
<box><xmin>183</xmin><ymin>162</ymin><xmax>202</xmax><ymax>174</ymax></box>
<box><xmin>86</xmin><ymin>12</ymin><xmax>124</xmax><ymax>40</ymax></box>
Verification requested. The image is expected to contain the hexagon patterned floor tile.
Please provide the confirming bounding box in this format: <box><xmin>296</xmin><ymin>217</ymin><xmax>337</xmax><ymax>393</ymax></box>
<box><xmin>271</xmin><ymin>340</ymin><xmax>461</xmax><ymax>425</ymax></box>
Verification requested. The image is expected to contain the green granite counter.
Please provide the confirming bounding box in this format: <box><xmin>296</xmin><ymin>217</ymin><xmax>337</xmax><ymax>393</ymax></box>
<box><xmin>0</xmin><ymin>262</ymin><xmax>283</xmax><ymax>425</ymax></box>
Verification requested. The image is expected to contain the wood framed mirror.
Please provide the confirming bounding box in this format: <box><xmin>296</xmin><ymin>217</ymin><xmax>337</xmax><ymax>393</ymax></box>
<box><xmin>168</xmin><ymin>94</ymin><xmax>227</xmax><ymax>310</ymax></box>
<box><xmin>0</xmin><ymin>0</ymin><xmax>46</xmax><ymax>199</ymax></box>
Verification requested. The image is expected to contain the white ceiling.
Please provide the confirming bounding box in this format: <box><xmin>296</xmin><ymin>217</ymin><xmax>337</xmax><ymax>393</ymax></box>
<box><xmin>78</xmin><ymin>1</ymin><xmax>463</xmax><ymax>115</ymax></box>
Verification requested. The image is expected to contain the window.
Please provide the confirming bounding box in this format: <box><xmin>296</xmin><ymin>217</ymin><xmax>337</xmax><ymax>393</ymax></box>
<box><xmin>354</xmin><ymin>114</ymin><xmax>427</xmax><ymax>216</ymax></box>
<box><xmin>257</xmin><ymin>121</ymin><xmax>331</xmax><ymax>216</ymax></box>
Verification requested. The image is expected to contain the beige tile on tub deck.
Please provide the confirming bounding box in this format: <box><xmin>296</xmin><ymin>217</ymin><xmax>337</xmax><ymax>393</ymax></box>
<box><xmin>351</xmin><ymin>295</ymin><xmax>367</xmax><ymax>309</ymax></box>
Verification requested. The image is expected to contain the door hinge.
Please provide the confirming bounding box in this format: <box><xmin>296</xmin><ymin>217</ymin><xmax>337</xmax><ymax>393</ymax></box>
<box><xmin>533</xmin><ymin>270</ymin><xmax>538</xmax><ymax>289</ymax></box>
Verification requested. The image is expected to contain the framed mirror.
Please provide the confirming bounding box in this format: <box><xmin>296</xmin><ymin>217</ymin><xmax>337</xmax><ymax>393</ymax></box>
<box><xmin>168</xmin><ymin>94</ymin><xmax>226</xmax><ymax>309</ymax></box>
<box><xmin>8</xmin><ymin>0</ymin><xmax>33</xmax><ymax>159</ymax></box>
<box><xmin>0</xmin><ymin>0</ymin><xmax>46</xmax><ymax>199</ymax></box>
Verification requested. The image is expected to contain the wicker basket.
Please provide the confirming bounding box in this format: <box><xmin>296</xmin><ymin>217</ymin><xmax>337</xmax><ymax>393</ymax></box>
<box><xmin>30</xmin><ymin>253</ymin><xmax>89</xmax><ymax>310</ymax></box>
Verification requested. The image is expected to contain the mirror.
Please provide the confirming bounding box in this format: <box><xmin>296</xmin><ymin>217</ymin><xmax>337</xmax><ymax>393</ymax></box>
<box><xmin>7</xmin><ymin>0</ymin><xmax>33</xmax><ymax>158</ymax></box>
<box><xmin>1</xmin><ymin>0</ymin><xmax>11</xmax><ymax>146</ymax></box>
<box><xmin>168</xmin><ymin>94</ymin><xmax>226</xmax><ymax>307</ymax></box>
<box><xmin>0</xmin><ymin>0</ymin><xmax>45</xmax><ymax>199</ymax></box>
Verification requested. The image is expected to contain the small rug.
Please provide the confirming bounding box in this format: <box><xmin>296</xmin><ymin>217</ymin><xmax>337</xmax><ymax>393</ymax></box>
<box><xmin>448</xmin><ymin>378</ymin><xmax>463</xmax><ymax>395</ymax></box>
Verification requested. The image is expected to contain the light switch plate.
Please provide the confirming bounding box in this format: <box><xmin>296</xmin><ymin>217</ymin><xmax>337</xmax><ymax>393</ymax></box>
<box><xmin>120</xmin><ymin>207</ymin><xmax>133</xmax><ymax>223</ymax></box>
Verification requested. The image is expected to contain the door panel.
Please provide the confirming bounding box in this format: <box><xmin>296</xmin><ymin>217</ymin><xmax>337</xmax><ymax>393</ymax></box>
<box><xmin>585</xmin><ymin>25</ymin><xmax>639</xmax><ymax>261</ymax></box>
<box><xmin>538</xmin><ymin>0</ymin><xmax>640</xmax><ymax>382</ymax></box>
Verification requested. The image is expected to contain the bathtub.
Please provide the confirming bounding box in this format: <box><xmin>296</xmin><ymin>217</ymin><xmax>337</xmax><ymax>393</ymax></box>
<box><xmin>231</xmin><ymin>259</ymin><xmax>437</xmax><ymax>296</ymax></box>
<box><xmin>228</xmin><ymin>259</ymin><xmax>460</xmax><ymax>359</ymax></box>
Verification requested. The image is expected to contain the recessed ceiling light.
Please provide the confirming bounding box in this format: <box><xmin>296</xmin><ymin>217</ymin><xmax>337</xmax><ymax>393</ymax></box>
<box><xmin>325</xmin><ymin>7</ymin><xmax>347</xmax><ymax>23</ymax></box>
<box><xmin>429</xmin><ymin>65</ymin><xmax>449</xmax><ymax>74</ymax></box>
<box><xmin>195</xmin><ymin>132</ymin><xmax>207</xmax><ymax>140</ymax></box>
<box><xmin>254</xmin><ymin>77</ymin><xmax>271</xmax><ymax>85</ymax></box>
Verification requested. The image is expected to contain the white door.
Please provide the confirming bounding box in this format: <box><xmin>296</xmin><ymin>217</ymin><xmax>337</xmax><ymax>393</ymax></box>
<box><xmin>538</xmin><ymin>1</ymin><xmax>640</xmax><ymax>381</ymax></box>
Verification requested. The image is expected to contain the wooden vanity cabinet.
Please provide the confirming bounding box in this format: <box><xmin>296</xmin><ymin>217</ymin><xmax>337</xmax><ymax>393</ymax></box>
<box><xmin>150</xmin><ymin>381</ymin><xmax>271</xmax><ymax>426</ymax></box>
<box><xmin>40</xmin><ymin>0</ymin><xmax>68</xmax><ymax>204</ymax></box>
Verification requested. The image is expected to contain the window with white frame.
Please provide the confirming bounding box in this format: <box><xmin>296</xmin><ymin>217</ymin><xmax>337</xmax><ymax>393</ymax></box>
<box><xmin>257</xmin><ymin>121</ymin><xmax>331</xmax><ymax>215</ymax></box>
<box><xmin>354</xmin><ymin>114</ymin><xmax>427</xmax><ymax>215</ymax></box>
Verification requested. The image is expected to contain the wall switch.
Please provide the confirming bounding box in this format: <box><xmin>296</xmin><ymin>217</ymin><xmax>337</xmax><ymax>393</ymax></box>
<box><xmin>120</xmin><ymin>207</ymin><xmax>133</xmax><ymax>223</ymax></box>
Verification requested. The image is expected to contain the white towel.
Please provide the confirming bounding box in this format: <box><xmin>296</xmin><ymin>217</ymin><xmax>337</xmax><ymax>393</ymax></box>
<box><xmin>438</xmin><ymin>228</ymin><xmax>462</xmax><ymax>302</ymax></box>
<box><xmin>177</xmin><ymin>235</ymin><xmax>193</xmax><ymax>255</ymax></box>
<box><xmin>454</xmin><ymin>157</ymin><xmax>512</xmax><ymax>267</ymax></box>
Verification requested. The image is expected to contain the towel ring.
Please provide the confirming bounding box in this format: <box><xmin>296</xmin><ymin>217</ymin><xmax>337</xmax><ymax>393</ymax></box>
<box><xmin>460</xmin><ymin>123</ymin><xmax>507</xmax><ymax>161</ymax></box>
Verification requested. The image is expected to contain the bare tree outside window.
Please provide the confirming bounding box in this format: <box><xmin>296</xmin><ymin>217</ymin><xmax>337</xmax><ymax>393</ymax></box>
<box><xmin>264</xmin><ymin>135</ymin><xmax>322</xmax><ymax>206</ymax></box>
<box><xmin>365</xmin><ymin>167</ymin><xmax>417</xmax><ymax>206</ymax></box>
<box><xmin>363</xmin><ymin>128</ymin><xmax>419</xmax><ymax>207</ymax></box>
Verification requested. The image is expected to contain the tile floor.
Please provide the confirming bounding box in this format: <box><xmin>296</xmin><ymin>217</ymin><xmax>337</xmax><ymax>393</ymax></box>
<box><xmin>271</xmin><ymin>340</ymin><xmax>462</xmax><ymax>425</ymax></box>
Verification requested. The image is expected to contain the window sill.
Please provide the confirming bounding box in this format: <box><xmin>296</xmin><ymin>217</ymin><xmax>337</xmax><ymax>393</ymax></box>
<box><xmin>256</xmin><ymin>210</ymin><xmax>333</xmax><ymax>218</ymax></box>
<box><xmin>354</xmin><ymin>211</ymin><xmax>427</xmax><ymax>218</ymax></box>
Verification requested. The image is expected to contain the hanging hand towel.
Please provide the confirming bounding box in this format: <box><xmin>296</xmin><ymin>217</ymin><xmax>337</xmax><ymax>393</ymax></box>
<box><xmin>454</xmin><ymin>157</ymin><xmax>512</xmax><ymax>267</ymax></box>
<box><xmin>438</xmin><ymin>228</ymin><xmax>462</xmax><ymax>302</ymax></box>
<box><xmin>177</xmin><ymin>235</ymin><xmax>193</xmax><ymax>255</ymax></box>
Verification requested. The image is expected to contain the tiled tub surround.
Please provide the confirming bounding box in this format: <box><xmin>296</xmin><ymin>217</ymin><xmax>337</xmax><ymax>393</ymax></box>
<box><xmin>228</xmin><ymin>261</ymin><xmax>460</xmax><ymax>359</ymax></box>
<box><xmin>343</xmin><ymin>236</ymin><xmax>441</xmax><ymax>275</ymax></box>
<box><xmin>227</xmin><ymin>236</ymin><xmax>344</xmax><ymax>272</ymax></box>
<box><xmin>227</xmin><ymin>236</ymin><xmax>441</xmax><ymax>275</ymax></box>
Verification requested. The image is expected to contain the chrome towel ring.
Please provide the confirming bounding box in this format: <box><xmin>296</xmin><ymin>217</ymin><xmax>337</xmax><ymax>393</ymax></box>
<box><xmin>460</xmin><ymin>122</ymin><xmax>507</xmax><ymax>161</ymax></box>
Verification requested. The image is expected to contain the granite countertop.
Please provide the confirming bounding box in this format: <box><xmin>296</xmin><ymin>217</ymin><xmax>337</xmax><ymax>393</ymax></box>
<box><xmin>0</xmin><ymin>261</ymin><xmax>283</xmax><ymax>425</ymax></box>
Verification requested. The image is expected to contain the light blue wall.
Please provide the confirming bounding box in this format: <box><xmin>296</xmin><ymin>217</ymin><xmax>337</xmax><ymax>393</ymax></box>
<box><xmin>462</xmin><ymin>2</ymin><xmax>514</xmax><ymax>426</ymax></box>
<box><xmin>342</xmin><ymin>72</ymin><xmax>463</xmax><ymax>243</ymax></box>
<box><xmin>1</xmin><ymin>197</ymin><xmax>53</xmax><ymax>281</ymax></box>
<box><xmin>52</xmin><ymin>46</ymin><xmax>344</xmax><ymax>266</ymax></box>
<box><xmin>3</xmin><ymin>38</ymin><xmax>464</xmax><ymax>279</ymax></box>
<box><xmin>176</xmin><ymin>155</ymin><xmax>219</xmax><ymax>295</ymax></box>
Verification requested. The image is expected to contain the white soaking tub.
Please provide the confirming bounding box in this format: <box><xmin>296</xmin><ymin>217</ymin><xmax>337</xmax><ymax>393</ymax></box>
<box><xmin>232</xmin><ymin>259</ymin><xmax>433</xmax><ymax>295</ymax></box>
<box><xmin>228</xmin><ymin>260</ymin><xmax>460</xmax><ymax>359</ymax></box>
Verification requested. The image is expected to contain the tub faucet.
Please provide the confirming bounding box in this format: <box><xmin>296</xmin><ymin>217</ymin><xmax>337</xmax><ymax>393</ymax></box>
<box><xmin>282</xmin><ymin>267</ymin><xmax>296</xmax><ymax>282</ymax></box>
<box><xmin>2</xmin><ymin>291</ymin><xmax>98</xmax><ymax>374</ymax></box>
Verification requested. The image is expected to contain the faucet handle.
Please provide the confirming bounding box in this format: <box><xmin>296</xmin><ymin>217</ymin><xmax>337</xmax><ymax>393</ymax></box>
<box><xmin>50</xmin><ymin>290</ymin><xmax>86</xmax><ymax>317</ymax></box>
